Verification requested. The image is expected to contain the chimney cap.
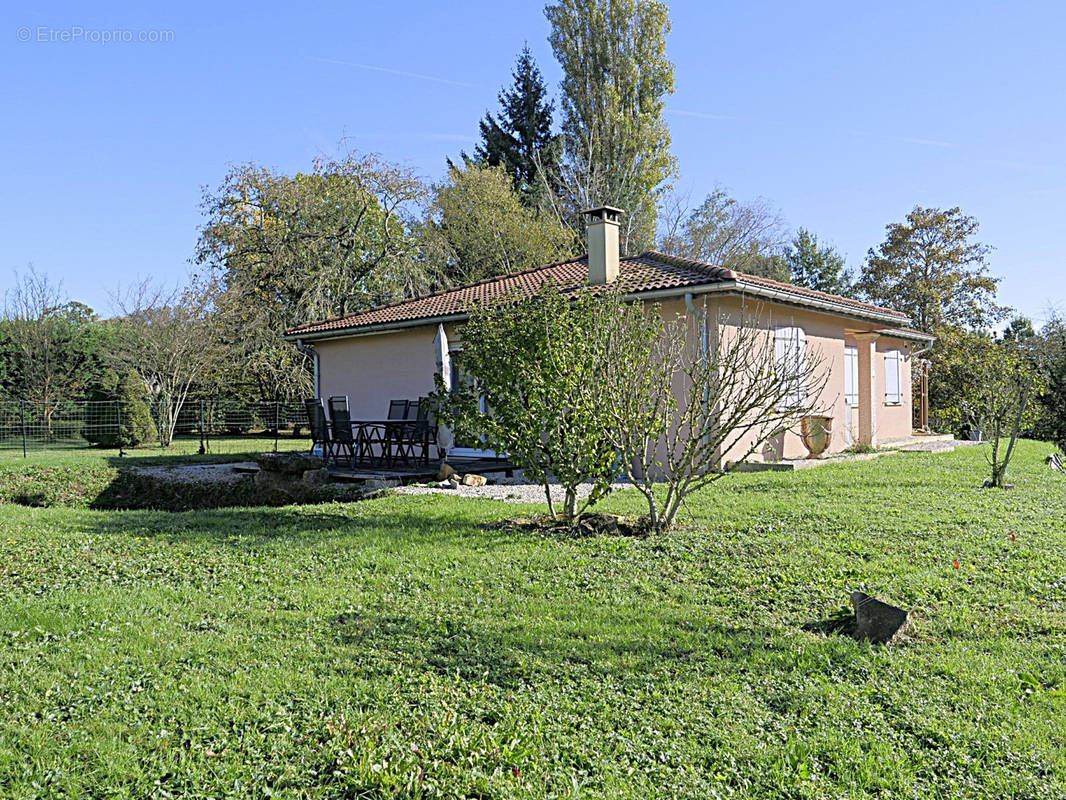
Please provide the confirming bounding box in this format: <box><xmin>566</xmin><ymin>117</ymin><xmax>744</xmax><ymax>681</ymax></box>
<box><xmin>582</xmin><ymin>205</ymin><xmax>625</xmax><ymax>223</ymax></box>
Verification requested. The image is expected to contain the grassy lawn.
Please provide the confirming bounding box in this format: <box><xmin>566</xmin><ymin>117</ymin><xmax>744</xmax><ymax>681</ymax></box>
<box><xmin>0</xmin><ymin>442</ymin><xmax>1064</xmax><ymax>798</ymax></box>
<box><xmin>0</xmin><ymin>433</ymin><xmax>310</xmax><ymax>466</ymax></box>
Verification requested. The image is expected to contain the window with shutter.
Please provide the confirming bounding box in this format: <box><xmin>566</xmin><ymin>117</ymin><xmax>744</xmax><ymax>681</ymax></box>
<box><xmin>844</xmin><ymin>346</ymin><xmax>859</xmax><ymax>406</ymax></box>
<box><xmin>774</xmin><ymin>326</ymin><xmax>807</xmax><ymax>406</ymax></box>
<box><xmin>884</xmin><ymin>350</ymin><xmax>902</xmax><ymax>404</ymax></box>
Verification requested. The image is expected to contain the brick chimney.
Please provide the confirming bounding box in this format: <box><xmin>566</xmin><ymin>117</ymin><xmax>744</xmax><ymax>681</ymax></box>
<box><xmin>584</xmin><ymin>206</ymin><xmax>623</xmax><ymax>285</ymax></box>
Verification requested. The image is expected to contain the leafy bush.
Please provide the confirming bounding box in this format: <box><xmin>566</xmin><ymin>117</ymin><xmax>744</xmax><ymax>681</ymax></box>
<box><xmin>84</xmin><ymin>370</ymin><xmax>157</xmax><ymax>448</ymax></box>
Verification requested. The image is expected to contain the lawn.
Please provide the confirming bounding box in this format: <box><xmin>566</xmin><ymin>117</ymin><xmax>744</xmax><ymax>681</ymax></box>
<box><xmin>0</xmin><ymin>433</ymin><xmax>310</xmax><ymax>466</ymax></box>
<box><xmin>0</xmin><ymin>442</ymin><xmax>1064</xmax><ymax>798</ymax></box>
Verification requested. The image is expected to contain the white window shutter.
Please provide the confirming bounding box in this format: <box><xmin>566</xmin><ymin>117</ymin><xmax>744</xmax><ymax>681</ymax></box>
<box><xmin>885</xmin><ymin>350</ymin><xmax>901</xmax><ymax>404</ymax></box>
<box><xmin>844</xmin><ymin>346</ymin><xmax>858</xmax><ymax>406</ymax></box>
<box><xmin>775</xmin><ymin>325</ymin><xmax>806</xmax><ymax>406</ymax></box>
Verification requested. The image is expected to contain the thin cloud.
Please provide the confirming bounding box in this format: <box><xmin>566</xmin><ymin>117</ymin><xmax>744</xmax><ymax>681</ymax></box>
<box><xmin>900</xmin><ymin>136</ymin><xmax>959</xmax><ymax>149</ymax></box>
<box><xmin>667</xmin><ymin>108</ymin><xmax>749</xmax><ymax>123</ymax></box>
<box><xmin>982</xmin><ymin>158</ymin><xmax>1038</xmax><ymax>170</ymax></box>
<box><xmin>352</xmin><ymin>132</ymin><xmax>477</xmax><ymax>144</ymax></box>
<box><xmin>312</xmin><ymin>57</ymin><xmax>476</xmax><ymax>88</ymax></box>
<box><xmin>671</xmin><ymin>108</ymin><xmax>964</xmax><ymax>152</ymax></box>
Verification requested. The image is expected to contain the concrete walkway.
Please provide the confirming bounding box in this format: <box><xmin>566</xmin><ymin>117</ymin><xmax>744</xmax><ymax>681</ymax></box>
<box><xmin>728</xmin><ymin>434</ymin><xmax>976</xmax><ymax>472</ymax></box>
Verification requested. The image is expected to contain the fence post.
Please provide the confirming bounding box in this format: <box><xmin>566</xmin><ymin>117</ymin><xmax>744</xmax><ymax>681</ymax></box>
<box><xmin>198</xmin><ymin>399</ymin><xmax>206</xmax><ymax>455</ymax></box>
<box><xmin>274</xmin><ymin>401</ymin><xmax>280</xmax><ymax>453</ymax></box>
<box><xmin>116</xmin><ymin>399</ymin><xmax>125</xmax><ymax>457</ymax></box>
<box><xmin>20</xmin><ymin>401</ymin><xmax>27</xmax><ymax>458</ymax></box>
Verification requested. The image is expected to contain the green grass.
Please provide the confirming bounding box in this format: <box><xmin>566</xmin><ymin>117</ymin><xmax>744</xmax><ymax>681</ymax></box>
<box><xmin>0</xmin><ymin>433</ymin><xmax>310</xmax><ymax>466</ymax></box>
<box><xmin>0</xmin><ymin>442</ymin><xmax>1064</xmax><ymax>798</ymax></box>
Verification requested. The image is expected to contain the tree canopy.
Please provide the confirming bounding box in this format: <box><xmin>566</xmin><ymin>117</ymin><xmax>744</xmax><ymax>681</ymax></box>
<box><xmin>424</xmin><ymin>163</ymin><xmax>576</xmax><ymax>286</ymax></box>
<box><xmin>659</xmin><ymin>188</ymin><xmax>789</xmax><ymax>279</ymax></box>
<box><xmin>473</xmin><ymin>46</ymin><xmax>561</xmax><ymax>209</ymax></box>
<box><xmin>547</xmin><ymin>0</ymin><xmax>677</xmax><ymax>252</ymax></box>
<box><xmin>857</xmin><ymin>206</ymin><xmax>1005</xmax><ymax>332</ymax></box>
<box><xmin>784</xmin><ymin>229</ymin><xmax>852</xmax><ymax>295</ymax></box>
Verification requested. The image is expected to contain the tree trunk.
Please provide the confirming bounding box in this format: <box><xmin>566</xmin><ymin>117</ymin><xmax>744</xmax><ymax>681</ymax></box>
<box><xmin>564</xmin><ymin>488</ymin><xmax>578</xmax><ymax>523</ymax></box>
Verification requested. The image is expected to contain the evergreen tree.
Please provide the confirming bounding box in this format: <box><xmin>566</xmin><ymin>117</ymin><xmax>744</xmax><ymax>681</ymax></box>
<box><xmin>474</xmin><ymin>46</ymin><xmax>561</xmax><ymax>207</ymax></box>
<box><xmin>785</xmin><ymin>228</ymin><xmax>852</xmax><ymax>294</ymax></box>
<box><xmin>86</xmin><ymin>368</ymin><xmax>157</xmax><ymax>448</ymax></box>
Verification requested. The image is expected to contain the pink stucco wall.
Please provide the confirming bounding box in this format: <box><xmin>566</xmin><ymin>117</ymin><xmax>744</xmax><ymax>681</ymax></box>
<box><xmin>310</xmin><ymin>295</ymin><xmax>917</xmax><ymax>467</ymax></box>
<box><xmin>314</xmin><ymin>326</ymin><xmax>451</xmax><ymax>419</ymax></box>
<box><xmin>706</xmin><ymin>298</ymin><xmax>917</xmax><ymax>464</ymax></box>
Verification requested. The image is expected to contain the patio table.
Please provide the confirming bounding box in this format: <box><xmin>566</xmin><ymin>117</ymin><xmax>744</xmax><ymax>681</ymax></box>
<box><xmin>345</xmin><ymin>419</ymin><xmax>412</xmax><ymax>467</ymax></box>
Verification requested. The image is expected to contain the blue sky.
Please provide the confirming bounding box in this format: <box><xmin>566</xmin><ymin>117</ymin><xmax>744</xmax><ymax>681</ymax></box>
<box><xmin>2</xmin><ymin>1</ymin><xmax>1063</xmax><ymax>323</ymax></box>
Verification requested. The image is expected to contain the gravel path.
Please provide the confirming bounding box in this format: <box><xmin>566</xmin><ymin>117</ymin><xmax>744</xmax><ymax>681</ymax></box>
<box><xmin>131</xmin><ymin>462</ymin><xmax>257</xmax><ymax>484</ymax></box>
<box><xmin>395</xmin><ymin>474</ymin><xmax>631</xmax><ymax>505</ymax></box>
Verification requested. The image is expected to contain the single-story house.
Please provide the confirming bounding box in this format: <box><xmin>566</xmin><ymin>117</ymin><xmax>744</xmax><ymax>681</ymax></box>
<box><xmin>284</xmin><ymin>207</ymin><xmax>934</xmax><ymax>466</ymax></box>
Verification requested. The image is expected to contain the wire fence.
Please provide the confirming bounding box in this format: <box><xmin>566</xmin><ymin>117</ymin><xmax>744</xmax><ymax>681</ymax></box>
<box><xmin>0</xmin><ymin>399</ymin><xmax>311</xmax><ymax>458</ymax></box>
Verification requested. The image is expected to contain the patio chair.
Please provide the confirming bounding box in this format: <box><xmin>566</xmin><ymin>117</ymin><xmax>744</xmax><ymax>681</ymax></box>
<box><xmin>391</xmin><ymin>398</ymin><xmax>434</xmax><ymax>467</ymax></box>
<box><xmin>327</xmin><ymin>396</ymin><xmax>356</xmax><ymax>466</ymax></box>
<box><xmin>387</xmin><ymin>399</ymin><xmax>409</xmax><ymax>420</ymax></box>
<box><xmin>304</xmin><ymin>399</ymin><xmax>333</xmax><ymax>461</ymax></box>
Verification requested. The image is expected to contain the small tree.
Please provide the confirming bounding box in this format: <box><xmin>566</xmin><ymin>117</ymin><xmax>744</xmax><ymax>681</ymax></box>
<box><xmin>114</xmin><ymin>281</ymin><xmax>220</xmax><ymax>447</ymax></box>
<box><xmin>423</xmin><ymin>163</ymin><xmax>576</xmax><ymax>286</ymax></box>
<box><xmin>963</xmin><ymin>342</ymin><xmax>1040</xmax><ymax>488</ymax></box>
<box><xmin>436</xmin><ymin>286</ymin><xmax>620</xmax><ymax>523</ymax></box>
<box><xmin>3</xmin><ymin>267</ymin><xmax>102</xmax><ymax>430</ymax></box>
<box><xmin>784</xmin><ymin>228</ymin><xmax>852</xmax><ymax>295</ymax></box>
<box><xmin>600</xmin><ymin>302</ymin><xmax>829</xmax><ymax>531</ymax></box>
<box><xmin>85</xmin><ymin>369</ymin><xmax>158</xmax><ymax>449</ymax></box>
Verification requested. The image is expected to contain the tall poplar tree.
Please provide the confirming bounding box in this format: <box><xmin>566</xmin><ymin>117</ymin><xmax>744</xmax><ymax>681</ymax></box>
<box><xmin>546</xmin><ymin>0</ymin><xmax>677</xmax><ymax>253</ymax></box>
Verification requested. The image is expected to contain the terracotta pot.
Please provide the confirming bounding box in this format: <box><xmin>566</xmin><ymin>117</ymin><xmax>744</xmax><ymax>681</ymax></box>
<box><xmin>800</xmin><ymin>414</ymin><xmax>834</xmax><ymax>459</ymax></box>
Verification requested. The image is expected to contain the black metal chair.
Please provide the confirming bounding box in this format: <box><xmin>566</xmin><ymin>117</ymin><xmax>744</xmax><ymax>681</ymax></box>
<box><xmin>410</xmin><ymin>398</ymin><xmax>436</xmax><ymax>466</ymax></box>
<box><xmin>304</xmin><ymin>399</ymin><xmax>333</xmax><ymax>461</ymax></box>
<box><xmin>387</xmin><ymin>400</ymin><xmax>409</xmax><ymax>420</ymax></box>
<box><xmin>391</xmin><ymin>398</ymin><xmax>435</xmax><ymax>467</ymax></box>
<box><xmin>327</xmin><ymin>396</ymin><xmax>356</xmax><ymax>466</ymax></box>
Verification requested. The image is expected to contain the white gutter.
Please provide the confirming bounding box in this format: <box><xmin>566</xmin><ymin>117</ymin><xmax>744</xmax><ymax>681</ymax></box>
<box><xmin>629</xmin><ymin>280</ymin><xmax>910</xmax><ymax>326</ymax></box>
<box><xmin>285</xmin><ymin>312</ymin><xmax>469</xmax><ymax>343</ymax></box>
<box><xmin>685</xmin><ymin>292</ymin><xmax>712</xmax><ymax>448</ymax></box>
<box><xmin>286</xmin><ymin>279</ymin><xmax>910</xmax><ymax>343</ymax></box>
<box><xmin>684</xmin><ymin>292</ymin><xmax>709</xmax><ymax>358</ymax></box>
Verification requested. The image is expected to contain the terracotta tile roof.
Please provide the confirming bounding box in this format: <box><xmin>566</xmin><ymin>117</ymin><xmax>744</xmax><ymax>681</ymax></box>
<box><xmin>286</xmin><ymin>251</ymin><xmax>908</xmax><ymax>338</ymax></box>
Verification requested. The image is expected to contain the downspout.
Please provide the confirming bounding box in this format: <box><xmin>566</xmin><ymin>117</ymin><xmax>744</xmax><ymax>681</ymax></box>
<box><xmin>295</xmin><ymin>338</ymin><xmax>320</xmax><ymax>398</ymax></box>
<box><xmin>685</xmin><ymin>293</ymin><xmax>712</xmax><ymax>455</ymax></box>
<box><xmin>685</xmin><ymin>292</ymin><xmax>708</xmax><ymax>361</ymax></box>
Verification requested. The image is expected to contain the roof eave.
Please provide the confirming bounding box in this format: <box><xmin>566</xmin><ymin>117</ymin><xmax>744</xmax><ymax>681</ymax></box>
<box><xmin>628</xmin><ymin>280</ymin><xmax>911</xmax><ymax>327</ymax></box>
<box><xmin>283</xmin><ymin>311</ymin><xmax>471</xmax><ymax>343</ymax></box>
<box><xmin>284</xmin><ymin>278</ymin><xmax>910</xmax><ymax>342</ymax></box>
<box><xmin>876</xmin><ymin>327</ymin><xmax>936</xmax><ymax>344</ymax></box>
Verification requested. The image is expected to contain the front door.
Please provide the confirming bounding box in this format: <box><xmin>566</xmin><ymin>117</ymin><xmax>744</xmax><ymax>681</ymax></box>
<box><xmin>844</xmin><ymin>345</ymin><xmax>859</xmax><ymax>445</ymax></box>
<box><xmin>447</xmin><ymin>351</ymin><xmax>500</xmax><ymax>460</ymax></box>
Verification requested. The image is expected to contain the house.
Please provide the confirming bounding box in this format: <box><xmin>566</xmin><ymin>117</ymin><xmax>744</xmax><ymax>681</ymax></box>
<box><xmin>284</xmin><ymin>207</ymin><xmax>933</xmax><ymax>465</ymax></box>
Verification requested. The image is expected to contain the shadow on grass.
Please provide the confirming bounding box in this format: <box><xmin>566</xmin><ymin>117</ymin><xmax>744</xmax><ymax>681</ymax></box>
<box><xmin>800</xmin><ymin>606</ymin><xmax>857</xmax><ymax>638</ymax></box>
<box><xmin>329</xmin><ymin>610</ymin><xmax>780</xmax><ymax>688</ymax></box>
<box><xmin>85</xmin><ymin>502</ymin><xmax>518</xmax><ymax>550</ymax></box>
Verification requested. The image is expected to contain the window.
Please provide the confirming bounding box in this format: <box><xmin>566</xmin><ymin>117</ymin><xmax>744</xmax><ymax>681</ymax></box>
<box><xmin>884</xmin><ymin>349</ymin><xmax>902</xmax><ymax>405</ymax></box>
<box><xmin>774</xmin><ymin>325</ymin><xmax>807</xmax><ymax>406</ymax></box>
<box><xmin>844</xmin><ymin>345</ymin><xmax>858</xmax><ymax>406</ymax></box>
